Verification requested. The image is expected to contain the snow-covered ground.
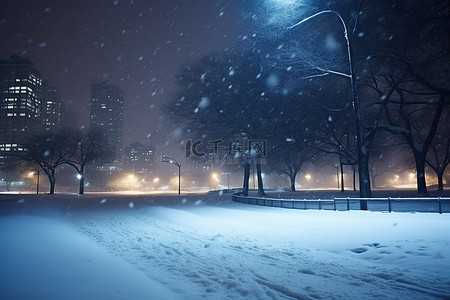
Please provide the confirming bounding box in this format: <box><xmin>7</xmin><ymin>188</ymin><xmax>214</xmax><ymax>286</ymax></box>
<box><xmin>1</xmin><ymin>193</ymin><xmax>450</xmax><ymax>299</ymax></box>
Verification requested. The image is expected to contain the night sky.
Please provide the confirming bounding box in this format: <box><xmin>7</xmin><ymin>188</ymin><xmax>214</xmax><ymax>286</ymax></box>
<box><xmin>0</xmin><ymin>0</ymin><xmax>250</xmax><ymax>153</ymax></box>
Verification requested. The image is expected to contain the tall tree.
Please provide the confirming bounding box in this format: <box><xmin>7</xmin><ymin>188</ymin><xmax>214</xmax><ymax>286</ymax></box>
<box><xmin>166</xmin><ymin>51</ymin><xmax>289</xmax><ymax>196</ymax></box>
<box><xmin>21</xmin><ymin>133</ymin><xmax>69</xmax><ymax>194</ymax></box>
<box><xmin>363</xmin><ymin>0</ymin><xmax>450</xmax><ymax>195</ymax></box>
<box><xmin>64</xmin><ymin>128</ymin><xmax>112</xmax><ymax>194</ymax></box>
<box><xmin>426</xmin><ymin>110</ymin><xmax>450</xmax><ymax>191</ymax></box>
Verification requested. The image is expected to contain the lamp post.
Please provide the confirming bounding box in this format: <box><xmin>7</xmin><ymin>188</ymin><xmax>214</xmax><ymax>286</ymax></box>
<box><xmin>305</xmin><ymin>174</ymin><xmax>311</xmax><ymax>189</ymax></box>
<box><xmin>127</xmin><ymin>174</ymin><xmax>135</xmax><ymax>191</ymax></box>
<box><xmin>211</xmin><ymin>172</ymin><xmax>219</xmax><ymax>190</ymax></box>
<box><xmin>162</xmin><ymin>156</ymin><xmax>181</xmax><ymax>195</ymax></box>
<box><xmin>409</xmin><ymin>172</ymin><xmax>415</xmax><ymax>187</ymax></box>
<box><xmin>29</xmin><ymin>170</ymin><xmax>40</xmax><ymax>194</ymax></box>
<box><xmin>394</xmin><ymin>174</ymin><xmax>399</xmax><ymax>188</ymax></box>
<box><xmin>223</xmin><ymin>172</ymin><xmax>231</xmax><ymax>190</ymax></box>
<box><xmin>286</xmin><ymin>9</ymin><xmax>371</xmax><ymax>201</ymax></box>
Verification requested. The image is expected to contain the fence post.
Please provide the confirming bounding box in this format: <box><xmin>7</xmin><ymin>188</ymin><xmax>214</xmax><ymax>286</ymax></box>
<box><xmin>318</xmin><ymin>200</ymin><xmax>321</xmax><ymax>210</ymax></box>
<box><xmin>438</xmin><ymin>197</ymin><xmax>442</xmax><ymax>214</ymax></box>
<box><xmin>388</xmin><ymin>197</ymin><xmax>391</xmax><ymax>213</ymax></box>
<box><xmin>347</xmin><ymin>197</ymin><xmax>350</xmax><ymax>211</ymax></box>
<box><xmin>333</xmin><ymin>200</ymin><xmax>336</xmax><ymax>211</ymax></box>
<box><xmin>292</xmin><ymin>200</ymin><xmax>294</xmax><ymax>209</ymax></box>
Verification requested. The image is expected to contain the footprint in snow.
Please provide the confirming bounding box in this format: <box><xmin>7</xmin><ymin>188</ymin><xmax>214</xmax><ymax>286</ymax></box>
<box><xmin>351</xmin><ymin>247</ymin><xmax>368</xmax><ymax>254</ymax></box>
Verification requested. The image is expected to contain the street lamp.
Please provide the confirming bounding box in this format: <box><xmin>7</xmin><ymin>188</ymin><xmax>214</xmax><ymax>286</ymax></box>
<box><xmin>153</xmin><ymin>177</ymin><xmax>160</xmax><ymax>189</ymax></box>
<box><xmin>222</xmin><ymin>172</ymin><xmax>231</xmax><ymax>190</ymax></box>
<box><xmin>394</xmin><ymin>174</ymin><xmax>399</xmax><ymax>188</ymax></box>
<box><xmin>305</xmin><ymin>174</ymin><xmax>311</xmax><ymax>189</ymax></box>
<box><xmin>162</xmin><ymin>156</ymin><xmax>181</xmax><ymax>195</ymax></box>
<box><xmin>127</xmin><ymin>174</ymin><xmax>135</xmax><ymax>191</ymax></box>
<box><xmin>285</xmin><ymin>9</ymin><xmax>371</xmax><ymax>200</ymax></box>
<box><xmin>409</xmin><ymin>172</ymin><xmax>415</xmax><ymax>187</ymax></box>
<box><xmin>211</xmin><ymin>172</ymin><xmax>221</xmax><ymax>190</ymax></box>
<box><xmin>28</xmin><ymin>170</ymin><xmax>40</xmax><ymax>194</ymax></box>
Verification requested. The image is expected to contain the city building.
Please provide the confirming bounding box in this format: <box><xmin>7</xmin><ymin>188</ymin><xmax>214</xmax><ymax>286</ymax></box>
<box><xmin>90</xmin><ymin>80</ymin><xmax>124</xmax><ymax>171</ymax></box>
<box><xmin>124</xmin><ymin>142</ymin><xmax>156</xmax><ymax>176</ymax></box>
<box><xmin>0</xmin><ymin>55</ymin><xmax>42</xmax><ymax>154</ymax></box>
<box><xmin>41</xmin><ymin>81</ymin><xmax>62</xmax><ymax>132</ymax></box>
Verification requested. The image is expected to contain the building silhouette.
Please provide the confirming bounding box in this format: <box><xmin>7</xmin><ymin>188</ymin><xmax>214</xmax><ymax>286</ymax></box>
<box><xmin>90</xmin><ymin>80</ymin><xmax>124</xmax><ymax>171</ymax></box>
<box><xmin>124</xmin><ymin>142</ymin><xmax>156</xmax><ymax>176</ymax></box>
<box><xmin>41</xmin><ymin>81</ymin><xmax>62</xmax><ymax>132</ymax></box>
<box><xmin>0</xmin><ymin>55</ymin><xmax>42</xmax><ymax>154</ymax></box>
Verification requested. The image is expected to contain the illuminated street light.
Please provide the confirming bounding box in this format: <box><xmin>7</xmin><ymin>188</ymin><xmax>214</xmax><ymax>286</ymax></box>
<box><xmin>127</xmin><ymin>174</ymin><xmax>136</xmax><ymax>191</ymax></box>
<box><xmin>409</xmin><ymin>172</ymin><xmax>415</xmax><ymax>187</ymax></box>
<box><xmin>394</xmin><ymin>174</ymin><xmax>399</xmax><ymax>188</ymax></box>
<box><xmin>76</xmin><ymin>173</ymin><xmax>82</xmax><ymax>180</ymax></box>
<box><xmin>273</xmin><ymin>6</ymin><xmax>371</xmax><ymax>201</ymax></box>
<box><xmin>211</xmin><ymin>172</ymin><xmax>220</xmax><ymax>190</ymax></box>
<box><xmin>162</xmin><ymin>156</ymin><xmax>181</xmax><ymax>194</ymax></box>
<box><xmin>305</xmin><ymin>174</ymin><xmax>311</xmax><ymax>189</ymax></box>
<box><xmin>222</xmin><ymin>172</ymin><xmax>231</xmax><ymax>190</ymax></box>
<box><xmin>28</xmin><ymin>170</ymin><xmax>40</xmax><ymax>194</ymax></box>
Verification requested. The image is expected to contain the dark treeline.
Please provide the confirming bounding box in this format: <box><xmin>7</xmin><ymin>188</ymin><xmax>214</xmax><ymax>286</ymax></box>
<box><xmin>1</xmin><ymin>128</ymin><xmax>112</xmax><ymax>194</ymax></box>
<box><xmin>166</xmin><ymin>0</ymin><xmax>449</xmax><ymax>196</ymax></box>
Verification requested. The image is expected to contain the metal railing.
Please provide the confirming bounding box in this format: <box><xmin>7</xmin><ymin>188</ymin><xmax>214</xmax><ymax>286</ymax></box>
<box><xmin>232</xmin><ymin>195</ymin><xmax>450</xmax><ymax>214</ymax></box>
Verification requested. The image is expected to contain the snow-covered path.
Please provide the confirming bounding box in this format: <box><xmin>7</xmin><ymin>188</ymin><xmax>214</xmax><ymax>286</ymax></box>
<box><xmin>70</xmin><ymin>196</ymin><xmax>450</xmax><ymax>299</ymax></box>
<box><xmin>1</xmin><ymin>193</ymin><xmax>450</xmax><ymax>299</ymax></box>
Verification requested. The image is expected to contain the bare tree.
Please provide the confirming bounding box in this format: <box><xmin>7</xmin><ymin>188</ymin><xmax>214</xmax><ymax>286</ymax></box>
<box><xmin>364</xmin><ymin>0</ymin><xmax>450</xmax><ymax>195</ymax></box>
<box><xmin>64</xmin><ymin>128</ymin><xmax>112</xmax><ymax>194</ymax></box>
<box><xmin>270</xmin><ymin>146</ymin><xmax>316</xmax><ymax>192</ymax></box>
<box><xmin>166</xmin><ymin>51</ymin><xmax>287</xmax><ymax>197</ymax></box>
<box><xmin>0</xmin><ymin>160</ymin><xmax>29</xmax><ymax>192</ymax></box>
<box><xmin>426</xmin><ymin>111</ymin><xmax>450</xmax><ymax>190</ymax></box>
<box><xmin>20</xmin><ymin>133</ymin><xmax>69</xmax><ymax>194</ymax></box>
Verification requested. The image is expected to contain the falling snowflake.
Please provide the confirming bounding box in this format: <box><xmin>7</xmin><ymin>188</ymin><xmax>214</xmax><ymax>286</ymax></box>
<box><xmin>198</xmin><ymin>97</ymin><xmax>210</xmax><ymax>109</ymax></box>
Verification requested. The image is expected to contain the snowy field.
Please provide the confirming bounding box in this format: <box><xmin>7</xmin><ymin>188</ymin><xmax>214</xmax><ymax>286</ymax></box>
<box><xmin>1</xmin><ymin>193</ymin><xmax>450</xmax><ymax>299</ymax></box>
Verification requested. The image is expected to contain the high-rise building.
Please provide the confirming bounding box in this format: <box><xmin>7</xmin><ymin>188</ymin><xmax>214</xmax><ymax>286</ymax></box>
<box><xmin>41</xmin><ymin>81</ymin><xmax>62</xmax><ymax>132</ymax></box>
<box><xmin>90</xmin><ymin>80</ymin><xmax>124</xmax><ymax>171</ymax></box>
<box><xmin>124</xmin><ymin>143</ymin><xmax>156</xmax><ymax>175</ymax></box>
<box><xmin>0</xmin><ymin>55</ymin><xmax>42</xmax><ymax>153</ymax></box>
